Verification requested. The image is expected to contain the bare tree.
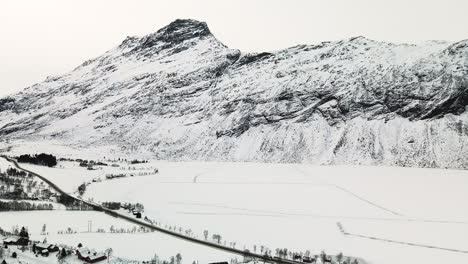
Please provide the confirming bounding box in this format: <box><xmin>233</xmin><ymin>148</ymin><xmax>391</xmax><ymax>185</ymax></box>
<box><xmin>176</xmin><ymin>253</ymin><xmax>182</xmax><ymax>264</ymax></box>
<box><xmin>336</xmin><ymin>252</ymin><xmax>344</xmax><ymax>264</ymax></box>
<box><xmin>105</xmin><ymin>248</ymin><xmax>113</xmax><ymax>263</ymax></box>
<box><xmin>212</xmin><ymin>234</ymin><xmax>222</xmax><ymax>244</ymax></box>
<box><xmin>151</xmin><ymin>253</ymin><xmax>160</xmax><ymax>264</ymax></box>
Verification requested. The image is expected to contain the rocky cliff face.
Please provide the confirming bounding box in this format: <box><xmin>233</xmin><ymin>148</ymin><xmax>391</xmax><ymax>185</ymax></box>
<box><xmin>1</xmin><ymin>19</ymin><xmax>467</xmax><ymax>168</ymax></box>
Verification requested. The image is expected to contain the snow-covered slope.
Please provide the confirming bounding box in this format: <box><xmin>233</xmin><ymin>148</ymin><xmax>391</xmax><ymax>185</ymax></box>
<box><xmin>0</xmin><ymin>19</ymin><xmax>467</xmax><ymax>168</ymax></box>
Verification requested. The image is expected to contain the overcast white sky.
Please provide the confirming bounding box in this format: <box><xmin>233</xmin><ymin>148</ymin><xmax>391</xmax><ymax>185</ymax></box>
<box><xmin>1</xmin><ymin>0</ymin><xmax>467</xmax><ymax>97</ymax></box>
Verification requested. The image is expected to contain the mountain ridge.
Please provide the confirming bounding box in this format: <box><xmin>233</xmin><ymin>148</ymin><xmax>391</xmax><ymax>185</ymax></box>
<box><xmin>1</xmin><ymin>19</ymin><xmax>467</xmax><ymax>169</ymax></box>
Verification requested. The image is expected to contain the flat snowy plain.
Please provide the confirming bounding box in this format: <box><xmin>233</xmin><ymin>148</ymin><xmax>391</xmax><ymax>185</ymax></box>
<box><xmin>6</xmin><ymin>158</ymin><xmax>468</xmax><ymax>264</ymax></box>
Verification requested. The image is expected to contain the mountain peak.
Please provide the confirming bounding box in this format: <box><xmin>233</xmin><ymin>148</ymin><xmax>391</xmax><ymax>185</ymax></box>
<box><xmin>160</xmin><ymin>19</ymin><xmax>210</xmax><ymax>32</ymax></box>
<box><xmin>154</xmin><ymin>19</ymin><xmax>211</xmax><ymax>42</ymax></box>
<box><xmin>133</xmin><ymin>19</ymin><xmax>213</xmax><ymax>51</ymax></box>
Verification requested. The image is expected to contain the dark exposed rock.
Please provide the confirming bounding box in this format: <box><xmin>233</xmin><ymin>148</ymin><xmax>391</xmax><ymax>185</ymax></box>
<box><xmin>1</xmin><ymin>19</ymin><xmax>467</xmax><ymax>169</ymax></box>
<box><xmin>0</xmin><ymin>97</ymin><xmax>15</xmax><ymax>112</ymax></box>
<box><xmin>135</xmin><ymin>19</ymin><xmax>212</xmax><ymax>52</ymax></box>
<box><xmin>235</xmin><ymin>52</ymin><xmax>274</xmax><ymax>67</ymax></box>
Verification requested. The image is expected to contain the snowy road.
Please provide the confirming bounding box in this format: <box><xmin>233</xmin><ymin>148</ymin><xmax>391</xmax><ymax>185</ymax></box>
<box><xmin>0</xmin><ymin>156</ymin><xmax>314</xmax><ymax>264</ymax></box>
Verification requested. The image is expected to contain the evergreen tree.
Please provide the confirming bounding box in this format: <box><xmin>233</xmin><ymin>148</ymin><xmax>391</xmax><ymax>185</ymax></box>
<box><xmin>19</xmin><ymin>226</ymin><xmax>28</xmax><ymax>238</ymax></box>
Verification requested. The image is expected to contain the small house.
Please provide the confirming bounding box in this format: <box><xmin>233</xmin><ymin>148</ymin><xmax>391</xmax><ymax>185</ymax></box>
<box><xmin>302</xmin><ymin>256</ymin><xmax>316</xmax><ymax>263</ymax></box>
<box><xmin>77</xmin><ymin>247</ymin><xmax>93</xmax><ymax>259</ymax></box>
<box><xmin>35</xmin><ymin>242</ymin><xmax>51</xmax><ymax>252</ymax></box>
<box><xmin>86</xmin><ymin>252</ymin><xmax>107</xmax><ymax>263</ymax></box>
<box><xmin>48</xmin><ymin>244</ymin><xmax>59</xmax><ymax>252</ymax></box>
<box><xmin>3</xmin><ymin>237</ymin><xmax>19</xmax><ymax>245</ymax></box>
<box><xmin>77</xmin><ymin>248</ymin><xmax>107</xmax><ymax>263</ymax></box>
<box><xmin>3</xmin><ymin>236</ymin><xmax>29</xmax><ymax>246</ymax></box>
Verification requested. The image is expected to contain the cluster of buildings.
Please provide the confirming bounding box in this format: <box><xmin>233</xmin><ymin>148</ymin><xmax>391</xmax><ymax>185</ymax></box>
<box><xmin>1</xmin><ymin>236</ymin><xmax>108</xmax><ymax>263</ymax></box>
<box><xmin>33</xmin><ymin>242</ymin><xmax>60</xmax><ymax>257</ymax></box>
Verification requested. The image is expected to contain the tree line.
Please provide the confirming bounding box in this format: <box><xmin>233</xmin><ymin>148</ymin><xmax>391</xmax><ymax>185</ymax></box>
<box><xmin>0</xmin><ymin>200</ymin><xmax>53</xmax><ymax>211</ymax></box>
<box><xmin>57</xmin><ymin>194</ymin><xmax>94</xmax><ymax>210</ymax></box>
<box><xmin>17</xmin><ymin>153</ymin><xmax>58</xmax><ymax>167</ymax></box>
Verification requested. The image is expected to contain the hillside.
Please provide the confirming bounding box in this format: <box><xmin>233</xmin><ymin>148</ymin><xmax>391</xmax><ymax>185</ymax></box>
<box><xmin>0</xmin><ymin>19</ymin><xmax>467</xmax><ymax>168</ymax></box>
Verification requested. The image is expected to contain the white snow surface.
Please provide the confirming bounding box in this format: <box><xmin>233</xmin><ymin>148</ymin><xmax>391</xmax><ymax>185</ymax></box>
<box><xmin>85</xmin><ymin>162</ymin><xmax>468</xmax><ymax>264</ymax></box>
<box><xmin>0</xmin><ymin>19</ymin><xmax>467</xmax><ymax>169</ymax></box>
<box><xmin>11</xmin><ymin>158</ymin><xmax>467</xmax><ymax>264</ymax></box>
<box><xmin>0</xmin><ymin>211</ymin><xmax>237</xmax><ymax>264</ymax></box>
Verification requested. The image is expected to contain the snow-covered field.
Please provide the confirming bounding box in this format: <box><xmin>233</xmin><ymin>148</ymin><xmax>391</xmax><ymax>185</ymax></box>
<box><xmin>79</xmin><ymin>161</ymin><xmax>468</xmax><ymax>264</ymax></box>
<box><xmin>0</xmin><ymin>211</ymin><xmax>237</xmax><ymax>264</ymax></box>
<box><xmin>20</xmin><ymin>161</ymin><xmax>114</xmax><ymax>194</ymax></box>
<box><xmin>3</xmin><ymin>157</ymin><xmax>468</xmax><ymax>264</ymax></box>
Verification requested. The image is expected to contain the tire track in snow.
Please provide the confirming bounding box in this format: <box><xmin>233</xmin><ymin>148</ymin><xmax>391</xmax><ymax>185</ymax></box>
<box><xmin>332</xmin><ymin>185</ymin><xmax>405</xmax><ymax>217</ymax></box>
<box><xmin>172</xmin><ymin>202</ymin><xmax>468</xmax><ymax>224</ymax></box>
<box><xmin>294</xmin><ymin>167</ymin><xmax>405</xmax><ymax>217</ymax></box>
<box><xmin>177</xmin><ymin>211</ymin><xmax>287</xmax><ymax>218</ymax></box>
<box><xmin>337</xmin><ymin>222</ymin><xmax>468</xmax><ymax>254</ymax></box>
<box><xmin>164</xmin><ymin>181</ymin><xmax>331</xmax><ymax>185</ymax></box>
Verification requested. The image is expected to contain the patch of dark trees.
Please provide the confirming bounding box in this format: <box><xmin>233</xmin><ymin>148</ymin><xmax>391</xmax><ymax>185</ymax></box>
<box><xmin>122</xmin><ymin>202</ymin><xmax>145</xmax><ymax>213</ymax></box>
<box><xmin>4</xmin><ymin>167</ymin><xmax>28</xmax><ymax>177</ymax></box>
<box><xmin>0</xmin><ymin>189</ymin><xmax>27</xmax><ymax>200</ymax></box>
<box><xmin>17</xmin><ymin>153</ymin><xmax>57</xmax><ymax>167</ymax></box>
<box><xmin>62</xmin><ymin>157</ymin><xmax>149</xmax><ymax>166</ymax></box>
<box><xmin>102</xmin><ymin>201</ymin><xmax>121</xmax><ymax>210</ymax></box>
<box><xmin>0</xmin><ymin>168</ymin><xmax>31</xmax><ymax>200</ymax></box>
<box><xmin>1</xmin><ymin>172</ymin><xmax>27</xmax><ymax>186</ymax></box>
<box><xmin>130</xmin><ymin>159</ymin><xmax>149</xmax><ymax>164</ymax></box>
<box><xmin>105</xmin><ymin>174</ymin><xmax>126</xmax><ymax>180</ymax></box>
<box><xmin>78</xmin><ymin>159</ymin><xmax>108</xmax><ymax>168</ymax></box>
<box><xmin>78</xmin><ymin>183</ymin><xmax>87</xmax><ymax>196</ymax></box>
<box><xmin>0</xmin><ymin>200</ymin><xmax>53</xmax><ymax>211</ymax></box>
<box><xmin>57</xmin><ymin>194</ymin><xmax>93</xmax><ymax>211</ymax></box>
<box><xmin>102</xmin><ymin>201</ymin><xmax>145</xmax><ymax>212</ymax></box>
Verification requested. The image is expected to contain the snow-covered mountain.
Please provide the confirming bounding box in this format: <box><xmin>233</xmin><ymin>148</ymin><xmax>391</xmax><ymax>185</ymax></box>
<box><xmin>1</xmin><ymin>19</ymin><xmax>467</xmax><ymax>168</ymax></box>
